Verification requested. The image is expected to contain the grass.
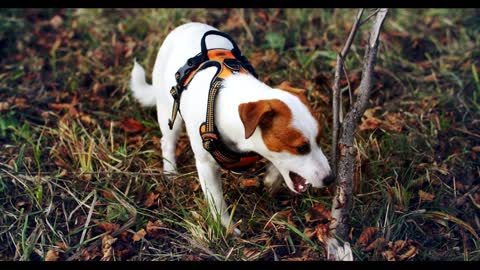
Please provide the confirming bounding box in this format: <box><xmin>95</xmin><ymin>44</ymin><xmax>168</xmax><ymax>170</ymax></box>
<box><xmin>0</xmin><ymin>8</ymin><xmax>479</xmax><ymax>261</ymax></box>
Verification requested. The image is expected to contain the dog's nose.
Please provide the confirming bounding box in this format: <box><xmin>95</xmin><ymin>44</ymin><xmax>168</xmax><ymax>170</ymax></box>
<box><xmin>323</xmin><ymin>174</ymin><xmax>335</xmax><ymax>185</ymax></box>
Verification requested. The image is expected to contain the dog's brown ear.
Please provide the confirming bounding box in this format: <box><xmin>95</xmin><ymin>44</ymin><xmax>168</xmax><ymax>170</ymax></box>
<box><xmin>238</xmin><ymin>100</ymin><xmax>274</xmax><ymax>139</ymax></box>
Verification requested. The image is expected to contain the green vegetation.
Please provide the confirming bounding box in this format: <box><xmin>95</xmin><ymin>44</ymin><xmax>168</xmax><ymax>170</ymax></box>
<box><xmin>0</xmin><ymin>8</ymin><xmax>479</xmax><ymax>261</ymax></box>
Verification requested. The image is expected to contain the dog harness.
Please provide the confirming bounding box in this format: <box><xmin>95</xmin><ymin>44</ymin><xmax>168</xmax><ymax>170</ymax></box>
<box><xmin>168</xmin><ymin>30</ymin><xmax>261</xmax><ymax>172</ymax></box>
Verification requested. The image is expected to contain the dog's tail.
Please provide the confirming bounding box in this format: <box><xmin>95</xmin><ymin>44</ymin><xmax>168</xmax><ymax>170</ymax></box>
<box><xmin>130</xmin><ymin>59</ymin><xmax>156</xmax><ymax>107</ymax></box>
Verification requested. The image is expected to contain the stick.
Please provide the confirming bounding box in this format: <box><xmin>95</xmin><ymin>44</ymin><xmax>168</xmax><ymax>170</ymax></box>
<box><xmin>330</xmin><ymin>8</ymin><xmax>388</xmax><ymax>242</ymax></box>
<box><xmin>331</xmin><ymin>9</ymin><xmax>364</xmax><ymax>175</ymax></box>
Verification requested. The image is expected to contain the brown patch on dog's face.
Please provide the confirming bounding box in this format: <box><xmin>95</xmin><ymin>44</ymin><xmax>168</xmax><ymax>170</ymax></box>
<box><xmin>238</xmin><ymin>99</ymin><xmax>310</xmax><ymax>155</ymax></box>
<box><xmin>277</xmin><ymin>81</ymin><xmax>323</xmax><ymax>146</ymax></box>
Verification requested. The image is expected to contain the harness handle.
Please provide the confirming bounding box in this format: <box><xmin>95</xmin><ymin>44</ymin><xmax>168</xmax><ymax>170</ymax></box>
<box><xmin>200</xmin><ymin>30</ymin><xmax>258</xmax><ymax>78</ymax></box>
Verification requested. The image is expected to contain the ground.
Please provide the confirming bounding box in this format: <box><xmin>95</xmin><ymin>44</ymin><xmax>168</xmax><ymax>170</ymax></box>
<box><xmin>0</xmin><ymin>8</ymin><xmax>479</xmax><ymax>261</ymax></box>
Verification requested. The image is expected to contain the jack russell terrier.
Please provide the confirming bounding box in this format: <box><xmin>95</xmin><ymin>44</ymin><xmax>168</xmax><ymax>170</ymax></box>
<box><xmin>130</xmin><ymin>22</ymin><xmax>333</xmax><ymax>234</ymax></box>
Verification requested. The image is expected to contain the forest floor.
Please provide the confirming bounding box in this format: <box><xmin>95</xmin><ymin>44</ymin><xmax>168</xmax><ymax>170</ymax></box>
<box><xmin>0</xmin><ymin>8</ymin><xmax>479</xmax><ymax>261</ymax></box>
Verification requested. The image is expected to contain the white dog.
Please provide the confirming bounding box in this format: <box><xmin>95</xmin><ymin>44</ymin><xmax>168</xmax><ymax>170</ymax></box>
<box><xmin>130</xmin><ymin>22</ymin><xmax>333</xmax><ymax>234</ymax></box>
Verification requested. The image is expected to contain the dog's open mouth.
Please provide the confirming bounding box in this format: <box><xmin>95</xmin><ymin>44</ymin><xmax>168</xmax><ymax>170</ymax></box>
<box><xmin>289</xmin><ymin>171</ymin><xmax>309</xmax><ymax>193</ymax></box>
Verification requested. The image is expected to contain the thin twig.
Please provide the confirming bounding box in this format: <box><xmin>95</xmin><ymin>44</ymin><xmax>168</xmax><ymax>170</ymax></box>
<box><xmin>331</xmin><ymin>9</ymin><xmax>364</xmax><ymax>175</ymax></box>
<box><xmin>339</xmin><ymin>55</ymin><xmax>353</xmax><ymax>106</ymax></box>
<box><xmin>329</xmin><ymin>8</ymin><xmax>388</xmax><ymax>260</ymax></box>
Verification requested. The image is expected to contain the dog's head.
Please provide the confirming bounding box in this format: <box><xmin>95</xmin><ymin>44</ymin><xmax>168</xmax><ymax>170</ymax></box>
<box><xmin>238</xmin><ymin>82</ymin><xmax>333</xmax><ymax>193</ymax></box>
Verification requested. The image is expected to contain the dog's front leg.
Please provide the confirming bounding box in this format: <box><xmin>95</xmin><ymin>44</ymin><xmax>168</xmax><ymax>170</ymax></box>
<box><xmin>264</xmin><ymin>163</ymin><xmax>283</xmax><ymax>194</ymax></box>
<box><xmin>195</xmin><ymin>158</ymin><xmax>241</xmax><ymax>235</ymax></box>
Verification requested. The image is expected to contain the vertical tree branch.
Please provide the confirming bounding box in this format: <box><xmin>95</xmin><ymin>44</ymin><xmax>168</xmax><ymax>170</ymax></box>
<box><xmin>328</xmin><ymin>8</ymin><xmax>388</xmax><ymax>260</ymax></box>
<box><xmin>332</xmin><ymin>9</ymin><xmax>364</xmax><ymax>175</ymax></box>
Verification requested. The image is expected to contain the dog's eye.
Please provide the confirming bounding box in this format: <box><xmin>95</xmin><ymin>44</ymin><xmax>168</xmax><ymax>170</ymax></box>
<box><xmin>296</xmin><ymin>143</ymin><xmax>311</xmax><ymax>155</ymax></box>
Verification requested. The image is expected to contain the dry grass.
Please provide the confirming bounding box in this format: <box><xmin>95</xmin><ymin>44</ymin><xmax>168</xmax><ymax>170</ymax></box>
<box><xmin>0</xmin><ymin>8</ymin><xmax>479</xmax><ymax>261</ymax></box>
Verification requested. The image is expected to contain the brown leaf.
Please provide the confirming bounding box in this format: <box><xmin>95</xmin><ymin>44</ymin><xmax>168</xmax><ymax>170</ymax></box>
<box><xmin>287</xmin><ymin>211</ymin><xmax>297</xmax><ymax>228</ymax></box>
<box><xmin>382</xmin><ymin>112</ymin><xmax>404</xmax><ymax>133</ymax></box>
<box><xmin>101</xmin><ymin>190</ymin><xmax>115</xmax><ymax>200</ymax></box>
<box><xmin>79</xmin><ymin>114</ymin><xmax>97</xmax><ymax>126</ymax></box>
<box><xmin>303</xmin><ymin>227</ymin><xmax>316</xmax><ymax>239</ymax></box>
<box><xmin>365</xmin><ymin>237</ymin><xmax>386</xmax><ymax>252</ymax></box>
<box><xmin>357</xmin><ymin>227</ymin><xmax>378</xmax><ymax>247</ymax></box>
<box><xmin>143</xmin><ymin>191</ymin><xmax>159</xmax><ymax>208</ymax></box>
<box><xmin>418</xmin><ymin>190</ymin><xmax>435</xmax><ymax>202</ymax></box>
<box><xmin>55</xmin><ymin>241</ymin><xmax>69</xmax><ymax>251</ymax></box>
<box><xmin>472</xmin><ymin>146</ymin><xmax>480</xmax><ymax>152</ymax></box>
<box><xmin>132</xmin><ymin>229</ymin><xmax>146</xmax><ymax>242</ymax></box>
<box><xmin>305</xmin><ymin>203</ymin><xmax>331</xmax><ymax>223</ymax></box>
<box><xmin>146</xmin><ymin>220</ymin><xmax>165</xmax><ymax>239</ymax></box>
<box><xmin>14</xmin><ymin>98</ymin><xmax>30</xmax><ymax>109</ymax></box>
<box><xmin>120</xmin><ymin>117</ymin><xmax>144</xmax><ymax>133</ymax></box>
<box><xmin>45</xmin><ymin>249</ymin><xmax>60</xmax><ymax>261</ymax></box>
<box><xmin>398</xmin><ymin>246</ymin><xmax>417</xmax><ymax>261</ymax></box>
<box><xmin>240</xmin><ymin>178</ymin><xmax>258</xmax><ymax>187</ymax></box>
<box><xmin>391</xmin><ymin>240</ymin><xmax>408</xmax><ymax>253</ymax></box>
<box><xmin>0</xmin><ymin>102</ymin><xmax>9</xmax><ymax>112</ymax></box>
<box><xmin>100</xmin><ymin>235</ymin><xmax>117</xmax><ymax>261</ymax></box>
<box><xmin>315</xmin><ymin>223</ymin><xmax>330</xmax><ymax>244</ymax></box>
<box><xmin>175</xmin><ymin>136</ymin><xmax>190</xmax><ymax>158</ymax></box>
<box><xmin>359</xmin><ymin>117</ymin><xmax>383</xmax><ymax>131</ymax></box>
<box><xmin>127</xmin><ymin>135</ymin><xmax>143</xmax><ymax>145</ymax></box>
<box><xmin>382</xmin><ymin>250</ymin><xmax>396</xmax><ymax>261</ymax></box>
<box><xmin>97</xmin><ymin>222</ymin><xmax>120</xmax><ymax>233</ymax></box>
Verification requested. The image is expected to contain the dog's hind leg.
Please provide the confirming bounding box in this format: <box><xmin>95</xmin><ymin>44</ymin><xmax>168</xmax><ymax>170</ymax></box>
<box><xmin>195</xmin><ymin>157</ymin><xmax>241</xmax><ymax>235</ymax></box>
<box><xmin>264</xmin><ymin>163</ymin><xmax>283</xmax><ymax>194</ymax></box>
<box><xmin>156</xmin><ymin>104</ymin><xmax>183</xmax><ymax>174</ymax></box>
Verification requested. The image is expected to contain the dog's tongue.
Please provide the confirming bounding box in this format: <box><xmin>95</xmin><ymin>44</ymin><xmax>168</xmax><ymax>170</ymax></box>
<box><xmin>289</xmin><ymin>171</ymin><xmax>308</xmax><ymax>193</ymax></box>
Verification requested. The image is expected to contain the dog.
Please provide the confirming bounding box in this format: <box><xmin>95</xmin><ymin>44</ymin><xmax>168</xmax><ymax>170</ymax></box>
<box><xmin>130</xmin><ymin>22</ymin><xmax>333</xmax><ymax>235</ymax></box>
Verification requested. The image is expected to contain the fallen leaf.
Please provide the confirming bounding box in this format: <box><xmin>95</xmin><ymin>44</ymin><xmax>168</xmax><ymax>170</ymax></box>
<box><xmin>45</xmin><ymin>249</ymin><xmax>60</xmax><ymax>261</ymax></box>
<box><xmin>0</xmin><ymin>102</ymin><xmax>9</xmax><ymax>112</ymax></box>
<box><xmin>101</xmin><ymin>190</ymin><xmax>115</xmax><ymax>200</ymax></box>
<box><xmin>120</xmin><ymin>117</ymin><xmax>144</xmax><ymax>133</ymax></box>
<box><xmin>398</xmin><ymin>245</ymin><xmax>417</xmax><ymax>261</ymax></box>
<box><xmin>132</xmin><ymin>229</ymin><xmax>146</xmax><ymax>242</ymax></box>
<box><xmin>390</xmin><ymin>240</ymin><xmax>408</xmax><ymax>253</ymax></box>
<box><xmin>143</xmin><ymin>191</ymin><xmax>159</xmax><ymax>208</ymax></box>
<box><xmin>357</xmin><ymin>227</ymin><xmax>378</xmax><ymax>247</ymax></box>
<box><xmin>315</xmin><ymin>223</ymin><xmax>330</xmax><ymax>244</ymax></box>
<box><xmin>146</xmin><ymin>220</ymin><xmax>165</xmax><ymax>239</ymax></box>
<box><xmin>55</xmin><ymin>241</ymin><xmax>69</xmax><ymax>251</ymax></box>
<box><xmin>418</xmin><ymin>190</ymin><xmax>435</xmax><ymax>202</ymax></box>
<box><xmin>240</xmin><ymin>178</ymin><xmax>258</xmax><ymax>187</ymax></box>
<box><xmin>359</xmin><ymin>117</ymin><xmax>383</xmax><ymax>131</ymax></box>
<box><xmin>14</xmin><ymin>98</ymin><xmax>30</xmax><ymax>109</ymax></box>
<box><xmin>97</xmin><ymin>222</ymin><xmax>120</xmax><ymax>233</ymax></box>
<box><xmin>382</xmin><ymin>112</ymin><xmax>404</xmax><ymax>133</ymax></box>
<box><xmin>365</xmin><ymin>237</ymin><xmax>386</xmax><ymax>252</ymax></box>
<box><xmin>79</xmin><ymin>114</ymin><xmax>97</xmax><ymax>126</ymax></box>
<box><xmin>287</xmin><ymin>211</ymin><xmax>297</xmax><ymax>228</ymax></box>
<box><xmin>100</xmin><ymin>235</ymin><xmax>117</xmax><ymax>261</ymax></box>
<box><xmin>127</xmin><ymin>135</ymin><xmax>143</xmax><ymax>145</ymax></box>
<box><xmin>303</xmin><ymin>227</ymin><xmax>316</xmax><ymax>239</ymax></box>
<box><xmin>305</xmin><ymin>203</ymin><xmax>331</xmax><ymax>223</ymax></box>
<box><xmin>382</xmin><ymin>250</ymin><xmax>396</xmax><ymax>261</ymax></box>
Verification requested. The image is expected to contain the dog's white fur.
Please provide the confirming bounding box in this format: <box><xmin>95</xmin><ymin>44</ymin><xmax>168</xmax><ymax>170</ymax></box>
<box><xmin>131</xmin><ymin>22</ymin><xmax>332</xmax><ymax>234</ymax></box>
